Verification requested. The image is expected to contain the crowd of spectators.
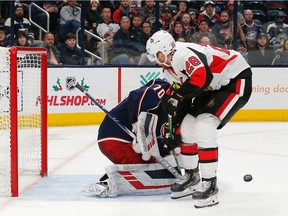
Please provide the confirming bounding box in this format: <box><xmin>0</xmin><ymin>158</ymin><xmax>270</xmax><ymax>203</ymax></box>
<box><xmin>0</xmin><ymin>0</ymin><xmax>288</xmax><ymax>66</ymax></box>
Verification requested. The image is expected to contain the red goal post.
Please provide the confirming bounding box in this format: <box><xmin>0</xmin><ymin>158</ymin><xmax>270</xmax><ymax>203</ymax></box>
<box><xmin>0</xmin><ymin>47</ymin><xmax>48</xmax><ymax>197</ymax></box>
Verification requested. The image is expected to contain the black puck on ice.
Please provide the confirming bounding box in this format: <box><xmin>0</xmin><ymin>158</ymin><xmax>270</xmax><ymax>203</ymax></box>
<box><xmin>243</xmin><ymin>174</ymin><xmax>253</xmax><ymax>182</ymax></box>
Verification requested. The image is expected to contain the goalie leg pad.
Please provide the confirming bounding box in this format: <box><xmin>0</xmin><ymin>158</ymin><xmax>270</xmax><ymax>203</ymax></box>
<box><xmin>105</xmin><ymin>162</ymin><xmax>177</xmax><ymax>197</ymax></box>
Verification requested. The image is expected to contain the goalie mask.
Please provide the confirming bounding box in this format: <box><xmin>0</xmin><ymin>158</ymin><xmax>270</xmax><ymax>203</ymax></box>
<box><xmin>146</xmin><ymin>30</ymin><xmax>176</xmax><ymax>67</ymax></box>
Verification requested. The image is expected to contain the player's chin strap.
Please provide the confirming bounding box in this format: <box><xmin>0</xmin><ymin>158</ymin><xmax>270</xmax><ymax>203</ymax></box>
<box><xmin>155</xmin><ymin>54</ymin><xmax>172</xmax><ymax>68</ymax></box>
<box><xmin>73</xmin><ymin>82</ymin><xmax>182</xmax><ymax>180</ymax></box>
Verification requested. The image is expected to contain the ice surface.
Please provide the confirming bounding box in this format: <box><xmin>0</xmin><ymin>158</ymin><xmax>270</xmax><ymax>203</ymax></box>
<box><xmin>0</xmin><ymin>122</ymin><xmax>288</xmax><ymax>216</ymax></box>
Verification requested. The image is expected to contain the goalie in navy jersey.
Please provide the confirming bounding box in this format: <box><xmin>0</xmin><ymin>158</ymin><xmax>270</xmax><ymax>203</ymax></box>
<box><xmin>146</xmin><ymin>30</ymin><xmax>252</xmax><ymax>208</ymax></box>
<box><xmin>83</xmin><ymin>79</ymin><xmax>181</xmax><ymax>198</ymax></box>
<box><xmin>97</xmin><ymin>79</ymin><xmax>170</xmax><ymax>164</ymax></box>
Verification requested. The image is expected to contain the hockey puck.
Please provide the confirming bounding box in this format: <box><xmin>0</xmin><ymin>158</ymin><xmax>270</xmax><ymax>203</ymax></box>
<box><xmin>243</xmin><ymin>174</ymin><xmax>253</xmax><ymax>182</ymax></box>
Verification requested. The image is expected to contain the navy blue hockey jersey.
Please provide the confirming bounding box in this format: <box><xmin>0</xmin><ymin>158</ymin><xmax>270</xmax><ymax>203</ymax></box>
<box><xmin>97</xmin><ymin>79</ymin><xmax>171</xmax><ymax>143</ymax></box>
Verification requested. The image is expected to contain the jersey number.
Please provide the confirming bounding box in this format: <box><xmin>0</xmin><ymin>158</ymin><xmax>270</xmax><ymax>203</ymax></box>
<box><xmin>185</xmin><ymin>56</ymin><xmax>201</xmax><ymax>74</ymax></box>
<box><xmin>153</xmin><ymin>84</ymin><xmax>165</xmax><ymax>98</ymax></box>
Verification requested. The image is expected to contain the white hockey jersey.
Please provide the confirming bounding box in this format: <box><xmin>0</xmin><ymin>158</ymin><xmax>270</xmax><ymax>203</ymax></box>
<box><xmin>164</xmin><ymin>42</ymin><xmax>250</xmax><ymax>91</ymax></box>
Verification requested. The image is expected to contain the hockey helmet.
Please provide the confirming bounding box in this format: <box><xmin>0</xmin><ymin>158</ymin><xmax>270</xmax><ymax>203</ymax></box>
<box><xmin>146</xmin><ymin>30</ymin><xmax>175</xmax><ymax>65</ymax></box>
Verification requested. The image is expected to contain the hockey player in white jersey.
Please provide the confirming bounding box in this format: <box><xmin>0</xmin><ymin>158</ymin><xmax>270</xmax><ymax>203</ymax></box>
<box><xmin>146</xmin><ymin>30</ymin><xmax>252</xmax><ymax>208</ymax></box>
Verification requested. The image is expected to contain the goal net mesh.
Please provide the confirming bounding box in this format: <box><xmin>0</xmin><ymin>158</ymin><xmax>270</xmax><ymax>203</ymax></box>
<box><xmin>0</xmin><ymin>47</ymin><xmax>44</xmax><ymax>195</ymax></box>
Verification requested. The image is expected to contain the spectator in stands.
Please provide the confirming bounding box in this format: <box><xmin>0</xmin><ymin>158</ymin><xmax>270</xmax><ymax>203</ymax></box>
<box><xmin>130</xmin><ymin>0</ymin><xmax>142</xmax><ymax>8</ymax></box>
<box><xmin>159</xmin><ymin>6</ymin><xmax>174</xmax><ymax>31</ymax></box>
<box><xmin>98</xmin><ymin>1</ymin><xmax>115</xmax><ymax>12</ymax></box>
<box><xmin>266</xmin><ymin>11</ymin><xmax>288</xmax><ymax>50</ymax></box>
<box><xmin>181</xmin><ymin>12</ymin><xmax>196</xmax><ymax>41</ymax></box>
<box><xmin>199</xmin><ymin>36</ymin><xmax>211</xmax><ymax>45</ymax></box>
<box><xmin>4</xmin><ymin>4</ymin><xmax>34</xmax><ymax>45</ymax></box>
<box><xmin>59</xmin><ymin>0</ymin><xmax>81</xmax><ymax>41</ymax></box>
<box><xmin>192</xmin><ymin>18</ymin><xmax>218</xmax><ymax>45</ymax></box>
<box><xmin>56</xmin><ymin>0</ymin><xmax>69</xmax><ymax>11</ymax></box>
<box><xmin>224</xmin><ymin>9</ymin><xmax>246</xmax><ymax>52</ymax></box>
<box><xmin>274</xmin><ymin>39</ymin><xmax>288</xmax><ymax>65</ymax></box>
<box><xmin>32</xmin><ymin>1</ymin><xmax>60</xmax><ymax>38</ymax></box>
<box><xmin>139</xmin><ymin>0</ymin><xmax>156</xmax><ymax>32</ymax></box>
<box><xmin>131</xmin><ymin>14</ymin><xmax>143</xmax><ymax>38</ymax></box>
<box><xmin>170</xmin><ymin>21</ymin><xmax>187</xmax><ymax>41</ymax></box>
<box><xmin>138</xmin><ymin>21</ymin><xmax>154</xmax><ymax>65</ymax></box>
<box><xmin>189</xmin><ymin>10</ymin><xmax>198</xmax><ymax>25</ymax></box>
<box><xmin>159</xmin><ymin>0</ymin><xmax>172</xmax><ymax>8</ymax></box>
<box><xmin>241</xmin><ymin>9</ymin><xmax>263</xmax><ymax>51</ymax></box>
<box><xmin>39</xmin><ymin>32</ymin><xmax>61</xmax><ymax>65</ymax></box>
<box><xmin>84</xmin><ymin>0</ymin><xmax>101</xmax><ymax>52</ymax></box>
<box><xmin>212</xmin><ymin>10</ymin><xmax>231</xmax><ymax>48</ymax></box>
<box><xmin>109</xmin><ymin>16</ymin><xmax>145</xmax><ymax>65</ymax></box>
<box><xmin>173</xmin><ymin>1</ymin><xmax>189</xmax><ymax>21</ymax></box>
<box><xmin>226</xmin><ymin>0</ymin><xmax>244</xmax><ymax>25</ymax></box>
<box><xmin>113</xmin><ymin>0</ymin><xmax>138</xmax><ymax>24</ymax></box>
<box><xmin>214</xmin><ymin>0</ymin><xmax>226</xmax><ymax>15</ymax></box>
<box><xmin>197</xmin><ymin>1</ymin><xmax>220</xmax><ymax>29</ymax></box>
<box><xmin>15</xmin><ymin>31</ymin><xmax>29</xmax><ymax>46</ymax></box>
<box><xmin>0</xmin><ymin>25</ymin><xmax>7</xmax><ymax>47</ymax></box>
<box><xmin>96</xmin><ymin>6</ymin><xmax>120</xmax><ymax>64</ymax></box>
<box><xmin>142</xmin><ymin>21</ymin><xmax>153</xmax><ymax>39</ymax></box>
<box><xmin>60</xmin><ymin>33</ymin><xmax>86</xmax><ymax>65</ymax></box>
<box><xmin>248</xmin><ymin>33</ymin><xmax>276</xmax><ymax>66</ymax></box>
<box><xmin>85</xmin><ymin>0</ymin><xmax>101</xmax><ymax>31</ymax></box>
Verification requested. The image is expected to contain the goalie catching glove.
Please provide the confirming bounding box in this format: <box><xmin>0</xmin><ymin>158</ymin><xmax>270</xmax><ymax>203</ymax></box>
<box><xmin>161</xmin><ymin>122</ymin><xmax>181</xmax><ymax>151</ymax></box>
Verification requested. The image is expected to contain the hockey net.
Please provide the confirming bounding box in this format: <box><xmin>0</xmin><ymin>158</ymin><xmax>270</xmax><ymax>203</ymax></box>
<box><xmin>0</xmin><ymin>47</ymin><xmax>47</xmax><ymax>197</ymax></box>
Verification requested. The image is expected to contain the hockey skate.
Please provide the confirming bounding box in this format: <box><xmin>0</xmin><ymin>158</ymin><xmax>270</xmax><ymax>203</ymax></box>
<box><xmin>170</xmin><ymin>169</ymin><xmax>200</xmax><ymax>199</ymax></box>
<box><xmin>83</xmin><ymin>179</ymin><xmax>111</xmax><ymax>198</ymax></box>
<box><xmin>192</xmin><ymin>177</ymin><xmax>219</xmax><ymax>208</ymax></box>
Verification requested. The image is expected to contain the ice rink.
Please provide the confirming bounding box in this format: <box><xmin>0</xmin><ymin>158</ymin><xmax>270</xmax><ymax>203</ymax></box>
<box><xmin>0</xmin><ymin>122</ymin><xmax>288</xmax><ymax>216</ymax></box>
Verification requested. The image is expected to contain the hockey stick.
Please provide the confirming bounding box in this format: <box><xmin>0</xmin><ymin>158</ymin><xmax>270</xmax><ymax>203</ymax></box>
<box><xmin>168</xmin><ymin>114</ymin><xmax>181</xmax><ymax>173</ymax></box>
<box><xmin>74</xmin><ymin>83</ymin><xmax>182</xmax><ymax>179</ymax></box>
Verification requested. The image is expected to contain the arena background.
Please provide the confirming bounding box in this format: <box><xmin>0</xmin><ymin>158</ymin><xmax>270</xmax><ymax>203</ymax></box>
<box><xmin>47</xmin><ymin>66</ymin><xmax>288</xmax><ymax>126</ymax></box>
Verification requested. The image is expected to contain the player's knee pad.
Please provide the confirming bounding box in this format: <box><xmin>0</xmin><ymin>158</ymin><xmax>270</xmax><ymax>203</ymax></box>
<box><xmin>180</xmin><ymin>114</ymin><xmax>197</xmax><ymax>143</ymax></box>
<box><xmin>194</xmin><ymin>114</ymin><xmax>221</xmax><ymax>148</ymax></box>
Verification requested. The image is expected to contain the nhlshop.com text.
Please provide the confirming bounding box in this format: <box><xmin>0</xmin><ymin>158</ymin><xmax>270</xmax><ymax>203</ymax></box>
<box><xmin>45</xmin><ymin>95</ymin><xmax>106</xmax><ymax>106</ymax></box>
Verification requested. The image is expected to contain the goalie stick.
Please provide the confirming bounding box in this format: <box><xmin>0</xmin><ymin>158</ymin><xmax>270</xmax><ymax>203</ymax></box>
<box><xmin>74</xmin><ymin>82</ymin><xmax>182</xmax><ymax>179</ymax></box>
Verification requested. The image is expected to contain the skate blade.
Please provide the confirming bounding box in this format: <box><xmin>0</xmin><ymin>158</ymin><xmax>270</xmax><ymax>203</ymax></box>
<box><xmin>194</xmin><ymin>194</ymin><xmax>219</xmax><ymax>208</ymax></box>
<box><xmin>171</xmin><ymin>184</ymin><xmax>200</xmax><ymax>199</ymax></box>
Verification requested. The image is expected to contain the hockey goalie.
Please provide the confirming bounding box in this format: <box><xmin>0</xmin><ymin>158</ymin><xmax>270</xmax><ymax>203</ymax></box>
<box><xmin>83</xmin><ymin>79</ymin><xmax>183</xmax><ymax>197</ymax></box>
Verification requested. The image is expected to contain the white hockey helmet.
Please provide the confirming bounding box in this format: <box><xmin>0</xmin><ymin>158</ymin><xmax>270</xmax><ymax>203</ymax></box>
<box><xmin>146</xmin><ymin>30</ymin><xmax>176</xmax><ymax>64</ymax></box>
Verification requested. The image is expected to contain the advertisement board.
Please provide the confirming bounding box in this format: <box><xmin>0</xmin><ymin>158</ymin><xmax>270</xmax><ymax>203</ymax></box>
<box><xmin>47</xmin><ymin>67</ymin><xmax>288</xmax><ymax>125</ymax></box>
<box><xmin>48</xmin><ymin>67</ymin><xmax>118</xmax><ymax>113</ymax></box>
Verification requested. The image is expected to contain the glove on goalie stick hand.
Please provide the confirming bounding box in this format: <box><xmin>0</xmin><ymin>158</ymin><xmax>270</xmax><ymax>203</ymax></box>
<box><xmin>73</xmin><ymin>82</ymin><xmax>182</xmax><ymax>179</ymax></box>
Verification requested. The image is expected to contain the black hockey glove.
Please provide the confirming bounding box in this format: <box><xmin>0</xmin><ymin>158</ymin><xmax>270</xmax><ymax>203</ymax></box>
<box><xmin>161</xmin><ymin>89</ymin><xmax>184</xmax><ymax>115</ymax></box>
<box><xmin>161</xmin><ymin>122</ymin><xmax>181</xmax><ymax>151</ymax></box>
